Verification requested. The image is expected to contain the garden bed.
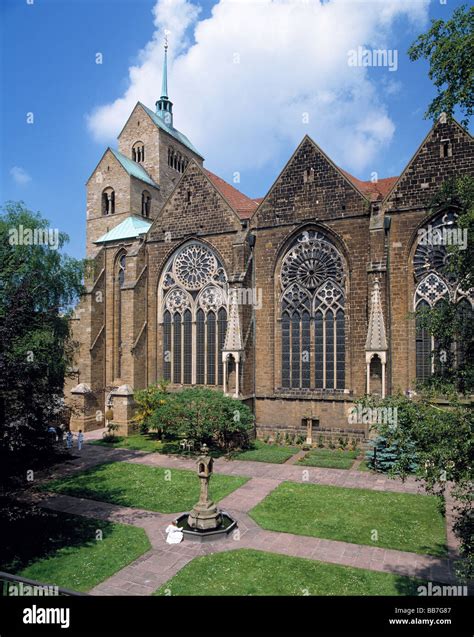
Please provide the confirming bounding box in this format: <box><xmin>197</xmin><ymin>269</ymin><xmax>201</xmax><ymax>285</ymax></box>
<box><xmin>298</xmin><ymin>448</ymin><xmax>359</xmax><ymax>469</ymax></box>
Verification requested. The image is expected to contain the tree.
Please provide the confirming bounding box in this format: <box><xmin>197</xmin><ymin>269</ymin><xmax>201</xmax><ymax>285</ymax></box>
<box><xmin>362</xmin><ymin>393</ymin><xmax>473</xmax><ymax>581</ymax></box>
<box><xmin>134</xmin><ymin>386</ymin><xmax>254</xmax><ymax>452</ymax></box>
<box><xmin>408</xmin><ymin>5</ymin><xmax>473</xmax><ymax>127</ymax></box>
<box><xmin>0</xmin><ymin>202</ymin><xmax>85</xmax><ymax>486</ymax></box>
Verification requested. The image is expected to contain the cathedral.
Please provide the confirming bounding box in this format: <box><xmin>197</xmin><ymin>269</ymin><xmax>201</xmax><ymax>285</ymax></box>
<box><xmin>67</xmin><ymin>43</ymin><xmax>474</xmax><ymax>441</ymax></box>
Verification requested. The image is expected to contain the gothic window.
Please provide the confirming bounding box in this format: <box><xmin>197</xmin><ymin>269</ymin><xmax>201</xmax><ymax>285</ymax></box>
<box><xmin>132</xmin><ymin>141</ymin><xmax>145</xmax><ymax>163</ymax></box>
<box><xmin>280</xmin><ymin>230</ymin><xmax>346</xmax><ymax>391</ymax></box>
<box><xmin>141</xmin><ymin>190</ymin><xmax>151</xmax><ymax>217</ymax></box>
<box><xmin>102</xmin><ymin>187</ymin><xmax>115</xmax><ymax>215</ymax></box>
<box><xmin>413</xmin><ymin>210</ymin><xmax>473</xmax><ymax>382</ymax></box>
<box><xmin>159</xmin><ymin>241</ymin><xmax>228</xmax><ymax>386</ymax></box>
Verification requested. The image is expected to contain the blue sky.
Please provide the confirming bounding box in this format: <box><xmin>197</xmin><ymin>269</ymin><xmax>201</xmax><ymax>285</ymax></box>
<box><xmin>1</xmin><ymin>0</ymin><xmax>470</xmax><ymax>259</ymax></box>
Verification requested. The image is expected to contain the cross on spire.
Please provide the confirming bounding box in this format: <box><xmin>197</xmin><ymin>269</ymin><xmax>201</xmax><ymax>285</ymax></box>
<box><xmin>156</xmin><ymin>31</ymin><xmax>173</xmax><ymax>127</ymax></box>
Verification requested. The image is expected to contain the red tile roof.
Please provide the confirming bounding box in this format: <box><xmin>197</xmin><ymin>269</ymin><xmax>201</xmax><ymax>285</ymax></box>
<box><xmin>339</xmin><ymin>169</ymin><xmax>398</xmax><ymax>202</ymax></box>
<box><xmin>205</xmin><ymin>166</ymin><xmax>399</xmax><ymax>219</ymax></box>
<box><xmin>204</xmin><ymin>169</ymin><xmax>258</xmax><ymax>219</ymax></box>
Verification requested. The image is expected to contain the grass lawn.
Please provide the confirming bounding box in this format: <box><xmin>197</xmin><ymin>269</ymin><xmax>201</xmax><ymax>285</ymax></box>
<box><xmin>90</xmin><ymin>433</ymin><xmax>165</xmax><ymax>453</ymax></box>
<box><xmin>155</xmin><ymin>549</ymin><xmax>423</xmax><ymax>596</ymax></box>
<box><xmin>42</xmin><ymin>461</ymin><xmax>248</xmax><ymax>513</ymax></box>
<box><xmin>298</xmin><ymin>448</ymin><xmax>359</xmax><ymax>469</ymax></box>
<box><xmin>1</xmin><ymin>509</ymin><xmax>150</xmax><ymax>592</ymax></box>
<box><xmin>235</xmin><ymin>440</ymin><xmax>299</xmax><ymax>464</ymax></box>
<box><xmin>357</xmin><ymin>460</ymin><xmax>372</xmax><ymax>472</ymax></box>
<box><xmin>249</xmin><ymin>482</ymin><xmax>447</xmax><ymax>557</ymax></box>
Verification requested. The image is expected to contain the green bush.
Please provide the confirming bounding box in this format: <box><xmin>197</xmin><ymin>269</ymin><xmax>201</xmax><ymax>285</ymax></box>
<box><xmin>358</xmin><ymin>392</ymin><xmax>473</xmax><ymax>581</ymax></box>
<box><xmin>366</xmin><ymin>436</ymin><xmax>418</xmax><ymax>474</ymax></box>
<box><xmin>134</xmin><ymin>386</ymin><xmax>254</xmax><ymax>452</ymax></box>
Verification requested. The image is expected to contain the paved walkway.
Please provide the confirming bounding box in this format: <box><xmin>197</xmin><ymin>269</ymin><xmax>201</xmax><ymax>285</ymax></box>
<box><xmin>26</xmin><ymin>437</ymin><xmax>461</xmax><ymax>595</ymax></box>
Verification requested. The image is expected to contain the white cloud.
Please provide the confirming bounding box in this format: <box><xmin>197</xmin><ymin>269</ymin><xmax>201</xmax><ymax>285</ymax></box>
<box><xmin>10</xmin><ymin>166</ymin><xmax>31</xmax><ymax>185</ymax></box>
<box><xmin>87</xmin><ymin>0</ymin><xmax>429</xmax><ymax>178</ymax></box>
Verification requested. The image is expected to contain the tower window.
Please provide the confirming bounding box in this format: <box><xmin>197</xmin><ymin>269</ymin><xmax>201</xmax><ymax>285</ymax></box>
<box><xmin>141</xmin><ymin>190</ymin><xmax>151</xmax><ymax>217</ymax></box>
<box><xmin>440</xmin><ymin>140</ymin><xmax>452</xmax><ymax>158</ymax></box>
<box><xmin>102</xmin><ymin>187</ymin><xmax>115</xmax><ymax>215</ymax></box>
<box><xmin>168</xmin><ymin>147</ymin><xmax>188</xmax><ymax>173</ymax></box>
<box><xmin>132</xmin><ymin>141</ymin><xmax>145</xmax><ymax>163</ymax></box>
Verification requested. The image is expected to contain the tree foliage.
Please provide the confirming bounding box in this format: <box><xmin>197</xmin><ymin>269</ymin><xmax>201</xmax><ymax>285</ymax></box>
<box><xmin>362</xmin><ymin>393</ymin><xmax>473</xmax><ymax>581</ymax></box>
<box><xmin>134</xmin><ymin>385</ymin><xmax>254</xmax><ymax>452</ymax></box>
<box><xmin>408</xmin><ymin>5</ymin><xmax>474</xmax><ymax>127</ymax></box>
<box><xmin>0</xmin><ymin>202</ymin><xmax>85</xmax><ymax>483</ymax></box>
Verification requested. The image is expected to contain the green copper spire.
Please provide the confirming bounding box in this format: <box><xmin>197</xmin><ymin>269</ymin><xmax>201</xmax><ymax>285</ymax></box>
<box><xmin>161</xmin><ymin>34</ymin><xmax>168</xmax><ymax>98</ymax></box>
<box><xmin>156</xmin><ymin>33</ymin><xmax>173</xmax><ymax>127</ymax></box>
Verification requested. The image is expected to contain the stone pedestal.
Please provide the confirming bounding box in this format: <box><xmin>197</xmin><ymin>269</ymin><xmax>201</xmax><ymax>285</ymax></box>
<box><xmin>187</xmin><ymin>447</ymin><xmax>222</xmax><ymax>531</ymax></box>
<box><xmin>110</xmin><ymin>384</ymin><xmax>138</xmax><ymax>436</ymax></box>
<box><xmin>69</xmin><ymin>383</ymin><xmax>103</xmax><ymax>432</ymax></box>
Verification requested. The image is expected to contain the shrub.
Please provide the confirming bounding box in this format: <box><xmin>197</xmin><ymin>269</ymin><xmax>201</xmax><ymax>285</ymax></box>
<box><xmin>137</xmin><ymin>386</ymin><xmax>254</xmax><ymax>452</ymax></box>
<box><xmin>359</xmin><ymin>392</ymin><xmax>473</xmax><ymax>581</ymax></box>
<box><xmin>102</xmin><ymin>421</ymin><xmax>120</xmax><ymax>442</ymax></box>
<box><xmin>134</xmin><ymin>380</ymin><xmax>170</xmax><ymax>436</ymax></box>
<box><xmin>366</xmin><ymin>436</ymin><xmax>418</xmax><ymax>474</ymax></box>
<box><xmin>317</xmin><ymin>435</ymin><xmax>324</xmax><ymax>448</ymax></box>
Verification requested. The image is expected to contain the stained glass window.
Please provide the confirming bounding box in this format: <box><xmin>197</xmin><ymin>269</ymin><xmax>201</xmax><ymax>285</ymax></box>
<box><xmin>159</xmin><ymin>242</ymin><xmax>228</xmax><ymax>386</ymax></box>
<box><xmin>280</xmin><ymin>231</ymin><xmax>346</xmax><ymax>391</ymax></box>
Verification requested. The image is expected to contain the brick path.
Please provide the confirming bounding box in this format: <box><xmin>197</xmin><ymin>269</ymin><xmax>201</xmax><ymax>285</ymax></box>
<box><xmin>27</xmin><ymin>438</ymin><xmax>461</xmax><ymax>595</ymax></box>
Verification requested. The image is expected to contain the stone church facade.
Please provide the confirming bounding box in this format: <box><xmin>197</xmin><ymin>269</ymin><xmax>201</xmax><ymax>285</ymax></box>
<box><xmin>67</xmin><ymin>45</ymin><xmax>473</xmax><ymax>440</ymax></box>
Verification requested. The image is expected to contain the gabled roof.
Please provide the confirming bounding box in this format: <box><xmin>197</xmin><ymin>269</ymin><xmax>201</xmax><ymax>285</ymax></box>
<box><xmin>138</xmin><ymin>102</ymin><xmax>204</xmax><ymax>159</ymax></box>
<box><xmin>94</xmin><ymin>215</ymin><xmax>153</xmax><ymax>244</ymax></box>
<box><xmin>109</xmin><ymin>148</ymin><xmax>159</xmax><ymax>189</ymax></box>
<box><xmin>204</xmin><ymin>169</ymin><xmax>259</xmax><ymax>219</ymax></box>
<box><xmin>339</xmin><ymin>169</ymin><xmax>398</xmax><ymax>203</ymax></box>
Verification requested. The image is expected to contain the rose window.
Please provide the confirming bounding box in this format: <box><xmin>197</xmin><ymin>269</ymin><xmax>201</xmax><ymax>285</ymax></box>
<box><xmin>173</xmin><ymin>244</ymin><xmax>217</xmax><ymax>290</ymax></box>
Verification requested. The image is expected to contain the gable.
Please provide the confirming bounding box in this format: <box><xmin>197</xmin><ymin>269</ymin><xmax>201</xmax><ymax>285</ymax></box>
<box><xmin>147</xmin><ymin>161</ymin><xmax>243</xmax><ymax>242</ymax></box>
<box><xmin>385</xmin><ymin>118</ymin><xmax>474</xmax><ymax>211</ymax></box>
<box><xmin>252</xmin><ymin>136</ymin><xmax>369</xmax><ymax>228</ymax></box>
<box><xmin>86</xmin><ymin>148</ymin><xmax>127</xmax><ymax>186</ymax></box>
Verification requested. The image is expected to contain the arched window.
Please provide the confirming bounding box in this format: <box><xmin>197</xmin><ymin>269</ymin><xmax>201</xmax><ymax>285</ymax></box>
<box><xmin>114</xmin><ymin>252</ymin><xmax>126</xmax><ymax>378</ymax></box>
<box><xmin>141</xmin><ymin>190</ymin><xmax>151</xmax><ymax>217</ymax></box>
<box><xmin>132</xmin><ymin>141</ymin><xmax>145</xmax><ymax>163</ymax></box>
<box><xmin>413</xmin><ymin>210</ymin><xmax>473</xmax><ymax>382</ymax></box>
<box><xmin>102</xmin><ymin>187</ymin><xmax>115</xmax><ymax>215</ymax></box>
<box><xmin>158</xmin><ymin>242</ymin><xmax>228</xmax><ymax>386</ymax></box>
<box><xmin>280</xmin><ymin>230</ymin><xmax>346</xmax><ymax>391</ymax></box>
<box><xmin>167</xmin><ymin>146</ymin><xmax>187</xmax><ymax>173</ymax></box>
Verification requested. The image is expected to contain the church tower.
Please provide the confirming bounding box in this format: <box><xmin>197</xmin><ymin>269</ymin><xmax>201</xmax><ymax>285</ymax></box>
<box><xmin>84</xmin><ymin>38</ymin><xmax>204</xmax><ymax>257</ymax></box>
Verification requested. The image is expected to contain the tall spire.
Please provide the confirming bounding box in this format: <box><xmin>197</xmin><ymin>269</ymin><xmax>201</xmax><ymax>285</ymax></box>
<box><xmin>161</xmin><ymin>33</ymin><xmax>169</xmax><ymax>99</ymax></box>
<box><xmin>156</xmin><ymin>32</ymin><xmax>173</xmax><ymax>127</ymax></box>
